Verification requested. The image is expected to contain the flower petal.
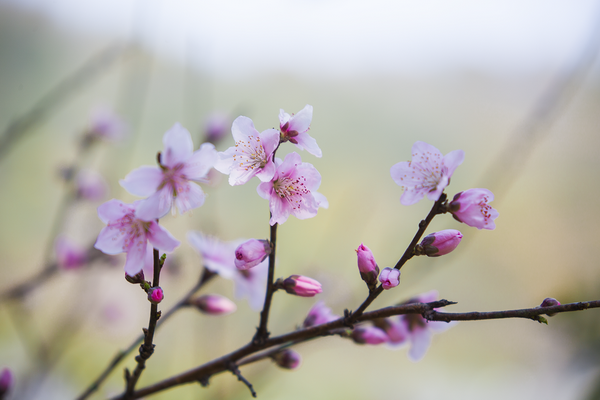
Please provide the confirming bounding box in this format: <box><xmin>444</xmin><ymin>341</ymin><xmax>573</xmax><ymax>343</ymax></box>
<box><xmin>94</xmin><ymin>225</ymin><xmax>127</xmax><ymax>255</ymax></box>
<box><xmin>174</xmin><ymin>182</ymin><xmax>205</xmax><ymax>214</ymax></box>
<box><xmin>260</xmin><ymin>128</ymin><xmax>280</xmax><ymax>156</ymax></box>
<box><xmin>147</xmin><ymin>221</ymin><xmax>180</xmax><ymax>252</ymax></box>
<box><xmin>97</xmin><ymin>199</ymin><xmax>133</xmax><ymax>224</ymax></box>
<box><xmin>124</xmin><ymin>239</ymin><xmax>148</xmax><ymax>276</ymax></box>
<box><xmin>295</xmin><ymin>132</ymin><xmax>322</xmax><ymax>158</ymax></box>
<box><xmin>443</xmin><ymin>149</ymin><xmax>465</xmax><ymax>177</ymax></box>
<box><xmin>162</xmin><ymin>123</ymin><xmax>194</xmax><ymax>168</ymax></box>
<box><xmin>288</xmin><ymin>104</ymin><xmax>313</xmax><ymax>133</ymax></box>
<box><xmin>120</xmin><ymin>166</ymin><xmax>163</xmax><ymax>197</ymax></box>
<box><xmin>408</xmin><ymin>327</ymin><xmax>432</xmax><ymax>362</ymax></box>
<box><xmin>181</xmin><ymin>142</ymin><xmax>218</xmax><ymax>180</ymax></box>
<box><xmin>231</xmin><ymin>116</ymin><xmax>259</xmax><ymax>142</ymax></box>
<box><xmin>135</xmin><ymin>188</ymin><xmax>172</xmax><ymax>220</ymax></box>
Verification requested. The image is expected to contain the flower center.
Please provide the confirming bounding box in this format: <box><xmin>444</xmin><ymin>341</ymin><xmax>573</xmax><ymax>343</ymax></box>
<box><xmin>273</xmin><ymin>174</ymin><xmax>310</xmax><ymax>210</ymax></box>
<box><xmin>479</xmin><ymin>196</ymin><xmax>493</xmax><ymax>225</ymax></box>
<box><xmin>109</xmin><ymin>212</ymin><xmax>151</xmax><ymax>252</ymax></box>
<box><xmin>232</xmin><ymin>135</ymin><xmax>267</xmax><ymax>171</ymax></box>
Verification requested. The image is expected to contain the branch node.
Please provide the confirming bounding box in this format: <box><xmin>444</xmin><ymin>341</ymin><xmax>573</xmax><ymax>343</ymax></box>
<box><xmin>197</xmin><ymin>376</ymin><xmax>210</xmax><ymax>387</ymax></box>
<box><xmin>228</xmin><ymin>362</ymin><xmax>257</xmax><ymax>398</ymax></box>
<box><xmin>343</xmin><ymin>309</ymin><xmax>355</xmax><ymax>329</ymax></box>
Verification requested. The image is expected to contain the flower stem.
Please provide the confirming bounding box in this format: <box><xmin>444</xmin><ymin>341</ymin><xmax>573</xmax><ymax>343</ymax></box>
<box><xmin>253</xmin><ymin>221</ymin><xmax>278</xmax><ymax>344</ymax></box>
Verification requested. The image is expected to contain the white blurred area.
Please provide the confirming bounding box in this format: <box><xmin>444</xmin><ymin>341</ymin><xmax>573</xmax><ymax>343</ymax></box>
<box><xmin>1</xmin><ymin>1</ymin><xmax>600</xmax><ymax>400</ymax></box>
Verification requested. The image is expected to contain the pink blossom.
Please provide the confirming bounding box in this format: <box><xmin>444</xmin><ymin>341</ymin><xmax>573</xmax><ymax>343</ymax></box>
<box><xmin>0</xmin><ymin>368</ymin><xmax>13</xmax><ymax>395</ymax></box>
<box><xmin>94</xmin><ymin>199</ymin><xmax>180</xmax><ymax>276</ymax></box>
<box><xmin>352</xmin><ymin>325</ymin><xmax>389</xmax><ymax>345</ymax></box>
<box><xmin>55</xmin><ymin>235</ymin><xmax>87</xmax><ymax>270</ymax></box>
<box><xmin>272</xmin><ymin>349</ymin><xmax>302</xmax><ymax>369</ymax></box>
<box><xmin>281</xmin><ymin>275</ymin><xmax>323</xmax><ymax>297</ymax></box>
<box><xmin>88</xmin><ymin>107</ymin><xmax>127</xmax><ymax>142</ymax></box>
<box><xmin>449</xmin><ymin>188</ymin><xmax>498</xmax><ymax>230</ymax></box>
<box><xmin>234</xmin><ymin>239</ymin><xmax>271</xmax><ymax>270</ymax></box>
<box><xmin>191</xmin><ymin>294</ymin><xmax>237</xmax><ymax>315</ymax></box>
<box><xmin>379</xmin><ymin>267</ymin><xmax>400</xmax><ymax>290</ymax></box>
<box><xmin>214</xmin><ymin>116</ymin><xmax>279</xmax><ymax>186</ymax></box>
<box><xmin>76</xmin><ymin>169</ymin><xmax>108</xmax><ymax>201</ymax></box>
<box><xmin>356</xmin><ymin>243</ymin><xmax>379</xmax><ymax>285</ymax></box>
<box><xmin>120</xmin><ymin>123</ymin><xmax>218</xmax><ymax>220</ymax></box>
<box><xmin>376</xmin><ymin>318</ymin><xmax>409</xmax><ymax>347</ymax></box>
<box><xmin>279</xmin><ymin>105</ymin><xmax>322</xmax><ymax>158</ymax></box>
<box><xmin>418</xmin><ymin>229</ymin><xmax>462</xmax><ymax>257</ymax></box>
<box><xmin>390</xmin><ymin>141</ymin><xmax>464</xmax><ymax>206</ymax></box>
<box><xmin>187</xmin><ymin>232</ymin><xmax>268</xmax><ymax>311</ymax></box>
<box><xmin>303</xmin><ymin>301</ymin><xmax>339</xmax><ymax>328</ymax></box>
<box><xmin>257</xmin><ymin>152</ymin><xmax>328</xmax><ymax>225</ymax></box>
<box><xmin>204</xmin><ymin>112</ymin><xmax>230</xmax><ymax>144</ymax></box>
<box><xmin>397</xmin><ymin>290</ymin><xmax>456</xmax><ymax>361</ymax></box>
<box><xmin>147</xmin><ymin>286</ymin><xmax>164</xmax><ymax>304</ymax></box>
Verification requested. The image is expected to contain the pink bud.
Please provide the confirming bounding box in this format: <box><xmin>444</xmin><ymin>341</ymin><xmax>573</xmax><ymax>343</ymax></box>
<box><xmin>303</xmin><ymin>301</ymin><xmax>339</xmax><ymax>328</ymax></box>
<box><xmin>272</xmin><ymin>349</ymin><xmax>302</xmax><ymax>369</ymax></box>
<box><xmin>234</xmin><ymin>239</ymin><xmax>271</xmax><ymax>270</ymax></box>
<box><xmin>191</xmin><ymin>294</ymin><xmax>237</xmax><ymax>315</ymax></box>
<box><xmin>147</xmin><ymin>287</ymin><xmax>164</xmax><ymax>304</ymax></box>
<box><xmin>449</xmin><ymin>188</ymin><xmax>498</xmax><ymax>230</ymax></box>
<box><xmin>540</xmin><ymin>297</ymin><xmax>561</xmax><ymax>316</ymax></box>
<box><xmin>55</xmin><ymin>235</ymin><xmax>87</xmax><ymax>270</ymax></box>
<box><xmin>0</xmin><ymin>368</ymin><xmax>13</xmax><ymax>396</ymax></box>
<box><xmin>204</xmin><ymin>112</ymin><xmax>230</xmax><ymax>144</ymax></box>
<box><xmin>418</xmin><ymin>229</ymin><xmax>462</xmax><ymax>257</ymax></box>
<box><xmin>282</xmin><ymin>275</ymin><xmax>322</xmax><ymax>297</ymax></box>
<box><xmin>75</xmin><ymin>169</ymin><xmax>108</xmax><ymax>201</ymax></box>
<box><xmin>351</xmin><ymin>326</ymin><xmax>389</xmax><ymax>345</ymax></box>
<box><xmin>379</xmin><ymin>267</ymin><xmax>400</xmax><ymax>290</ymax></box>
<box><xmin>88</xmin><ymin>107</ymin><xmax>127</xmax><ymax>142</ymax></box>
<box><xmin>356</xmin><ymin>243</ymin><xmax>379</xmax><ymax>285</ymax></box>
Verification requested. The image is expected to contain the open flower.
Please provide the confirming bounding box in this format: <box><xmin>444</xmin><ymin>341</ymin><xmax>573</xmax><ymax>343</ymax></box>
<box><xmin>257</xmin><ymin>152</ymin><xmax>328</xmax><ymax>225</ymax></box>
<box><xmin>55</xmin><ymin>235</ymin><xmax>88</xmax><ymax>270</ymax></box>
<box><xmin>120</xmin><ymin>123</ymin><xmax>218</xmax><ymax>220</ymax></box>
<box><xmin>390</xmin><ymin>141</ymin><xmax>464</xmax><ymax>206</ymax></box>
<box><xmin>215</xmin><ymin>116</ymin><xmax>279</xmax><ymax>186</ymax></box>
<box><xmin>279</xmin><ymin>105</ymin><xmax>322</xmax><ymax>157</ymax></box>
<box><xmin>94</xmin><ymin>199</ymin><xmax>180</xmax><ymax>276</ymax></box>
<box><xmin>449</xmin><ymin>188</ymin><xmax>498</xmax><ymax>230</ymax></box>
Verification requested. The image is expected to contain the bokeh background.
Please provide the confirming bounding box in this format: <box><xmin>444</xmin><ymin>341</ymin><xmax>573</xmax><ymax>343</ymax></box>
<box><xmin>1</xmin><ymin>1</ymin><xmax>600</xmax><ymax>399</ymax></box>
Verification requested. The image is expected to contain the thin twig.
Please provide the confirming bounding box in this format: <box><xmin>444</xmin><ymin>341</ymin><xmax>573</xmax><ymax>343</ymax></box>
<box><xmin>227</xmin><ymin>363</ymin><xmax>257</xmax><ymax>398</ymax></box>
<box><xmin>254</xmin><ymin>222</ymin><xmax>278</xmax><ymax>344</ymax></box>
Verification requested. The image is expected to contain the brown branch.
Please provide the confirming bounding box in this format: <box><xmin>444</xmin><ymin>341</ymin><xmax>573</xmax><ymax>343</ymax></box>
<box><xmin>253</xmin><ymin>222</ymin><xmax>278</xmax><ymax>344</ymax></box>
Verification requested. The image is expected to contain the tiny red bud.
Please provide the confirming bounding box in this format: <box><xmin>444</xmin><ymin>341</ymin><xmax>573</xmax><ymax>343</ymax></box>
<box><xmin>147</xmin><ymin>286</ymin><xmax>164</xmax><ymax>304</ymax></box>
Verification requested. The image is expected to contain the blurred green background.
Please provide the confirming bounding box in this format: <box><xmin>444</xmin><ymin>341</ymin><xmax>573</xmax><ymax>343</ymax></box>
<box><xmin>1</xmin><ymin>1</ymin><xmax>600</xmax><ymax>399</ymax></box>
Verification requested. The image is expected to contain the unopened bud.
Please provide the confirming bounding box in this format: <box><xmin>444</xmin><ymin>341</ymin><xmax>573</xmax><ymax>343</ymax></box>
<box><xmin>449</xmin><ymin>188</ymin><xmax>498</xmax><ymax>230</ymax></box>
<box><xmin>190</xmin><ymin>294</ymin><xmax>237</xmax><ymax>315</ymax></box>
<box><xmin>272</xmin><ymin>349</ymin><xmax>301</xmax><ymax>369</ymax></box>
<box><xmin>234</xmin><ymin>239</ymin><xmax>271</xmax><ymax>270</ymax></box>
<box><xmin>356</xmin><ymin>243</ymin><xmax>379</xmax><ymax>286</ymax></box>
<box><xmin>351</xmin><ymin>326</ymin><xmax>389</xmax><ymax>345</ymax></box>
<box><xmin>303</xmin><ymin>301</ymin><xmax>338</xmax><ymax>328</ymax></box>
<box><xmin>416</xmin><ymin>229</ymin><xmax>462</xmax><ymax>257</ymax></box>
<box><xmin>280</xmin><ymin>275</ymin><xmax>322</xmax><ymax>297</ymax></box>
<box><xmin>0</xmin><ymin>368</ymin><xmax>13</xmax><ymax>397</ymax></box>
<box><xmin>147</xmin><ymin>287</ymin><xmax>164</xmax><ymax>304</ymax></box>
<box><xmin>379</xmin><ymin>267</ymin><xmax>400</xmax><ymax>290</ymax></box>
<box><xmin>540</xmin><ymin>297</ymin><xmax>561</xmax><ymax>317</ymax></box>
<box><xmin>125</xmin><ymin>270</ymin><xmax>145</xmax><ymax>285</ymax></box>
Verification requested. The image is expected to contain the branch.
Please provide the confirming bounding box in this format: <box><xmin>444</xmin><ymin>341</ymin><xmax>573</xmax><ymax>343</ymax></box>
<box><xmin>116</xmin><ymin>299</ymin><xmax>600</xmax><ymax>399</ymax></box>
<box><xmin>253</xmin><ymin>222</ymin><xmax>278</xmax><ymax>344</ymax></box>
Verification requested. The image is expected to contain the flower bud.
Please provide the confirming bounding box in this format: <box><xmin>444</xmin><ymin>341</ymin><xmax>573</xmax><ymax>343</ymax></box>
<box><xmin>351</xmin><ymin>326</ymin><xmax>389</xmax><ymax>345</ymax></box>
<box><xmin>281</xmin><ymin>275</ymin><xmax>322</xmax><ymax>297</ymax></box>
<box><xmin>356</xmin><ymin>243</ymin><xmax>379</xmax><ymax>286</ymax></box>
<box><xmin>0</xmin><ymin>368</ymin><xmax>13</xmax><ymax>397</ymax></box>
<box><xmin>55</xmin><ymin>235</ymin><xmax>87</xmax><ymax>270</ymax></box>
<box><xmin>303</xmin><ymin>301</ymin><xmax>339</xmax><ymax>328</ymax></box>
<box><xmin>449</xmin><ymin>188</ymin><xmax>498</xmax><ymax>230</ymax></box>
<box><xmin>234</xmin><ymin>239</ymin><xmax>271</xmax><ymax>270</ymax></box>
<box><xmin>540</xmin><ymin>297</ymin><xmax>561</xmax><ymax>317</ymax></box>
<box><xmin>75</xmin><ymin>169</ymin><xmax>108</xmax><ymax>201</ymax></box>
<box><xmin>417</xmin><ymin>229</ymin><xmax>462</xmax><ymax>257</ymax></box>
<box><xmin>190</xmin><ymin>294</ymin><xmax>237</xmax><ymax>315</ymax></box>
<box><xmin>272</xmin><ymin>349</ymin><xmax>302</xmax><ymax>369</ymax></box>
<box><xmin>204</xmin><ymin>112</ymin><xmax>230</xmax><ymax>144</ymax></box>
<box><xmin>147</xmin><ymin>286</ymin><xmax>164</xmax><ymax>304</ymax></box>
<box><xmin>125</xmin><ymin>270</ymin><xmax>145</xmax><ymax>284</ymax></box>
<box><xmin>379</xmin><ymin>267</ymin><xmax>400</xmax><ymax>290</ymax></box>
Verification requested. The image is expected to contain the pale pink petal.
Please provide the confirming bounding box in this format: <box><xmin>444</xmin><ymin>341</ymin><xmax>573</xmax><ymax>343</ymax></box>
<box><xmin>412</xmin><ymin>141</ymin><xmax>442</xmax><ymax>158</ymax></box>
<box><xmin>259</xmin><ymin>128</ymin><xmax>280</xmax><ymax>156</ymax></box>
<box><xmin>278</xmin><ymin>109</ymin><xmax>290</xmax><ymax>126</ymax></box>
<box><xmin>124</xmin><ymin>239</ymin><xmax>148</xmax><ymax>276</ymax></box>
<box><xmin>256</xmin><ymin>181</ymin><xmax>273</xmax><ymax>200</ymax></box>
<box><xmin>234</xmin><ymin>259</ymin><xmax>268</xmax><ymax>311</ymax></box>
<box><xmin>313</xmin><ymin>192</ymin><xmax>329</xmax><ymax>209</ymax></box>
<box><xmin>400</xmin><ymin>189</ymin><xmax>426</xmax><ymax>206</ymax></box>
<box><xmin>187</xmin><ymin>231</ymin><xmax>238</xmax><ymax>278</ymax></box>
<box><xmin>120</xmin><ymin>166</ymin><xmax>163</xmax><ymax>197</ymax></box>
<box><xmin>295</xmin><ymin>133</ymin><xmax>322</xmax><ymax>158</ymax></box>
<box><xmin>174</xmin><ymin>182</ymin><xmax>205</xmax><ymax>214</ymax></box>
<box><xmin>270</xmin><ymin>196</ymin><xmax>292</xmax><ymax>225</ymax></box>
<box><xmin>408</xmin><ymin>328</ymin><xmax>432</xmax><ymax>362</ymax></box>
<box><xmin>442</xmin><ymin>149</ymin><xmax>465</xmax><ymax>177</ymax></box>
<box><xmin>214</xmin><ymin>150</ymin><xmax>235</xmax><ymax>174</ymax></box>
<box><xmin>162</xmin><ymin>123</ymin><xmax>194</xmax><ymax>168</ymax></box>
<box><xmin>97</xmin><ymin>199</ymin><xmax>133</xmax><ymax>224</ymax></box>
<box><xmin>254</xmin><ymin>159</ymin><xmax>276</xmax><ymax>182</ymax></box>
<box><xmin>135</xmin><ymin>188</ymin><xmax>172</xmax><ymax>221</ymax></box>
<box><xmin>228</xmin><ymin>160</ymin><xmax>261</xmax><ymax>185</ymax></box>
<box><xmin>147</xmin><ymin>221</ymin><xmax>180</xmax><ymax>252</ymax></box>
<box><xmin>288</xmin><ymin>104</ymin><xmax>313</xmax><ymax>133</ymax></box>
<box><xmin>95</xmin><ymin>225</ymin><xmax>127</xmax><ymax>254</ymax></box>
<box><xmin>181</xmin><ymin>143</ymin><xmax>218</xmax><ymax>180</ymax></box>
<box><xmin>231</xmin><ymin>116</ymin><xmax>259</xmax><ymax>141</ymax></box>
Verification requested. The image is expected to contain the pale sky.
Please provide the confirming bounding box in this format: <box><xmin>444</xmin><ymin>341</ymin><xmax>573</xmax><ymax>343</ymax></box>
<box><xmin>5</xmin><ymin>0</ymin><xmax>600</xmax><ymax>77</ymax></box>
